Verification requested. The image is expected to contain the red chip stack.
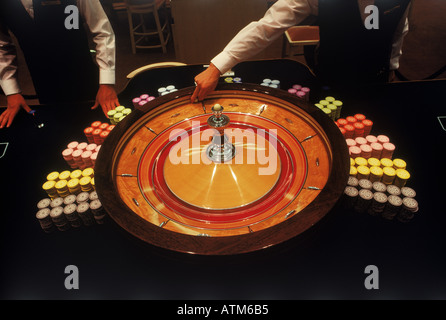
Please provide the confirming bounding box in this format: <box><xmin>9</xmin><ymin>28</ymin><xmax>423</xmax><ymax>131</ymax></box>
<box><xmin>84</xmin><ymin>121</ymin><xmax>114</xmax><ymax>145</ymax></box>
<box><xmin>354</xmin><ymin>122</ymin><xmax>364</xmax><ymax>138</ymax></box>
<box><xmin>362</xmin><ymin>119</ymin><xmax>373</xmax><ymax>136</ymax></box>
<box><xmin>336</xmin><ymin>114</ymin><xmax>373</xmax><ymax>139</ymax></box>
<box><xmin>84</xmin><ymin>127</ymin><xmax>94</xmax><ymax>143</ymax></box>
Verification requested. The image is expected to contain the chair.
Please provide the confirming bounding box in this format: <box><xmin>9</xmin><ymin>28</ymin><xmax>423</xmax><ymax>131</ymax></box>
<box><xmin>282</xmin><ymin>25</ymin><xmax>320</xmax><ymax>58</ymax></box>
<box><xmin>126</xmin><ymin>61</ymin><xmax>186</xmax><ymax>79</ymax></box>
<box><xmin>124</xmin><ymin>0</ymin><xmax>171</xmax><ymax>54</ymax></box>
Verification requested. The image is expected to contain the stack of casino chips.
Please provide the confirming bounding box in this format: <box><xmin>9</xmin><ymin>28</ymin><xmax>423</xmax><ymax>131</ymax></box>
<box><xmin>158</xmin><ymin>85</ymin><xmax>178</xmax><ymax>96</ymax></box>
<box><xmin>62</xmin><ymin>141</ymin><xmax>101</xmax><ymax>170</ymax></box>
<box><xmin>349</xmin><ymin>156</ymin><xmax>410</xmax><ymax>187</ymax></box>
<box><xmin>346</xmin><ymin>134</ymin><xmax>395</xmax><ymax>160</ymax></box>
<box><xmin>336</xmin><ymin>114</ymin><xmax>373</xmax><ymax>139</ymax></box>
<box><xmin>133</xmin><ymin>94</ymin><xmax>156</xmax><ymax>108</ymax></box>
<box><xmin>107</xmin><ymin>106</ymin><xmax>132</xmax><ymax>125</ymax></box>
<box><xmin>42</xmin><ymin>168</ymin><xmax>95</xmax><ymax>199</ymax></box>
<box><xmin>35</xmin><ymin>190</ymin><xmax>107</xmax><ymax>233</ymax></box>
<box><xmin>84</xmin><ymin>121</ymin><xmax>114</xmax><ymax>145</ymax></box>
<box><xmin>315</xmin><ymin>97</ymin><xmax>343</xmax><ymax>120</ymax></box>
<box><xmin>342</xmin><ymin>176</ymin><xmax>419</xmax><ymax>222</ymax></box>
<box><xmin>224</xmin><ymin>77</ymin><xmax>242</xmax><ymax>83</ymax></box>
<box><xmin>260</xmin><ymin>79</ymin><xmax>281</xmax><ymax>89</ymax></box>
<box><xmin>287</xmin><ymin>84</ymin><xmax>311</xmax><ymax>102</ymax></box>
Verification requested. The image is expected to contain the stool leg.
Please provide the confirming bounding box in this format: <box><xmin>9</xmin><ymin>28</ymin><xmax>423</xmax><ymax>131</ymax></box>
<box><xmin>281</xmin><ymin>35</ymin><xmax>289</xmax><ymax>58</ymax></box>
<box><xmin>127</xmin><ymin>10</ymin><xmax>136</xmax><ymax>54</ymax></box>
<box><xmin>153</xmin><ymin>8</ymin><xmax>166</xmax><ymax>53</ymax></box>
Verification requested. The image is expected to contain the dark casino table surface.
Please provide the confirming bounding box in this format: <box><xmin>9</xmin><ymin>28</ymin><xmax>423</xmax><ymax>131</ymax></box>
<box><xmin>1</xmin><ymin>59</ymin><xmax>445</xmax><ymax>302</ymax></box>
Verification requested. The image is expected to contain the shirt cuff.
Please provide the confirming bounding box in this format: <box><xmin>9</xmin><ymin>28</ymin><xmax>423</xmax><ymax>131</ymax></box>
<box><xmin>99</xmin><ymin>69</ymin><xmax>115</xmax><ymax>85</ymax></box>
<box><xmin>211</xmin><ymin>51</ymin><xmax>239</xmax><ymax>75</ymax></box>
<box><xmin>0</xmin><ymin>78</ymin><xmax>21</xmax><ymax>96</ymax></box>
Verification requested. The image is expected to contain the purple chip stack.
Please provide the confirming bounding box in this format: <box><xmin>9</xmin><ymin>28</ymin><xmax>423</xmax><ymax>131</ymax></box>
<box><xmin>287</xmin><ymin>84</ymin><xmax>310</xmax><ymax>101</ymax></box>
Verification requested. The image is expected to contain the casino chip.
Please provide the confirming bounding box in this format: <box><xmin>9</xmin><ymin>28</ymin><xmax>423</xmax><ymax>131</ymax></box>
<box><xmin>401</xmin><ymin>187</ymin><xmax>416</xmax><ymax>198</ymax></box>
<box><xmin>76</xmin><ymin>202</ymin><xmax>95</xmax><ymax>226</ymax></box>
<box><xmin>354</xmin><ymin>189</ymin><xmax>373</xmax><ymax>213</ymax></box>
<box><xmin>36</xmin><ymin>208</ymin><xmax>55</xmax><ymax>233</ymax></box>
<box><xmin>347</xmin><ymin>176</ymin><xmax>359</xmax><ymax>188</ymax></box>
<box><xmin>332</xmin><ymin>101</ymin><xmax>418</xmax><ymax>222</ymax></box>
<box><xmin>383</xmin><ymin>195</ymin><xmax>403</xmax><ymax>220</ymax></box>
<box><xmin>398</xmin><ymin>197</ymin><xmax>419</xmax><ymax>222</ymax></box>
<box><xmin>358</xmin><ymin>178</ymin><xmax>372</xmax><ymax>190</ymax></box>
<box><xmin>343</xmin><ymin>186</ymin><xmax>359</xmax><ymax>208</ymax></box>
<box><xmin>76</xmin><ymin>191</ymin><xmax>90</xmax><ymax>204</ymax></box>
<box><xmin>370</xmin><ymin>192</ymin><xmax>387</xmax><ymax>217</ymax></box>
<box><xmin>37</xmin><ymin>198</ymin><xmax>51</xmax><ymax>209</ymax></box>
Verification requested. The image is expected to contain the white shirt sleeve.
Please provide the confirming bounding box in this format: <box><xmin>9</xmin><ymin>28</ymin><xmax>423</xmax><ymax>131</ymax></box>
<box><xmin>0</xmin><ymin>19</ymin><xmax>21</xmax><ymax>96</ymax></box>
<box><xmin>211</xmin><ymin>0</ymin><xmax>317</xmax><ymax>74</ymax></box>
<box><xmin>389</xmin><ymin>4</ymin><xmax>410</xmax><ymax>71</ymax></box>
<box><xmin>78</xmin><ymin>0</ymin><xmax>116</xmax><ymax>85</ymax></box>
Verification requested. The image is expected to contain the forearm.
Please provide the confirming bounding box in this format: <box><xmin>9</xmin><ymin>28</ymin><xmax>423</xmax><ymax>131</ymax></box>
<box><xmin>389</xmin><ymin>4</ymin><xmax>410</xmax><ymax>70</ymax></box>
<box><xmin>211</xmin><ymin>0</ymin><xmax>314</xmax><ymax>74</ymax></box>
<box><xmin>78</xmin><ymin>0</ymin><xmax>116</xmax><ymax>85</ymax></box>
<box><xmin>0</xmin><ymin>21</ymin><xmax>21</xmax><ymax>95</ymax></box>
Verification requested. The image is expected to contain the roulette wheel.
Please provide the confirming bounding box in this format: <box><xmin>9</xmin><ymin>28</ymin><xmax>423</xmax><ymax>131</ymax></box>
<box><xmin>95</xmin><ymin>83</ymin><xmax>350</xmax><ymax>255</ymax></box>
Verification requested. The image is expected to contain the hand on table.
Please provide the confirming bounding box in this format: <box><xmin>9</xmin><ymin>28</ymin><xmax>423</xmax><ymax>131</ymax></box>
<box><xmin>92</xmin><ymin>84</ymin><xmax>120</xmax><ymax>116</ymax></box>
<box><xmin>0</xmin><ymin>93</ymin><xmax>32</xmax><ymax>128</ymax></box>
<box><xmin>191</xmin><ymin>63</ymin><xmax>221</xmax><ymax>103</ymax></box>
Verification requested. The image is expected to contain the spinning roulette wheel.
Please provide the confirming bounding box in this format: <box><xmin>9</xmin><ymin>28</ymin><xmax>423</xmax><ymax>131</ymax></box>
<box><xmin>95</xmin><ymin>83</ymin><xmax>350</xmax><ymax>255</ymax></box>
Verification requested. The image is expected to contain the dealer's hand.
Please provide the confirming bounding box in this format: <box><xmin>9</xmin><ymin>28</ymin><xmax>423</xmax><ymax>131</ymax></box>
<box><xmin>92</xmin><ymin>84</ymin><xmax>120</xmax><ymax>116</ymax></box>
<box><xmin>0</xmin><ymin>93</ymin><xmax>32</xmax><ymax>128</ymax></box>
<box><xmin>191</xmin><ymin>63</ymin><xmax>221</xmax><ymax>103</ymax></box>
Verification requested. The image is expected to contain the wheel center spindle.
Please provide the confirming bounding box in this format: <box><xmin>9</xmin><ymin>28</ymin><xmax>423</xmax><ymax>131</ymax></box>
<box><xmin>206</xmin><ymin>104</ymin><xmax>236</xmax><ymax>163</ymax></box>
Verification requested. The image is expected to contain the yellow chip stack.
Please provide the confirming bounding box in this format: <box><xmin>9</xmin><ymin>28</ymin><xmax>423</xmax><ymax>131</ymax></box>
<box><xmin>42</xmin><ymin>180</ymin><xmax>58</xmax><ymax>199</ymax></box>
<box><xmin>350</xmin><ymin>166</ymin><xmax>357</xmax><ymax>177</ymax></box>
<box><xmin>43</xmin><ymin>168</ymin><xmax>97</xmax><ymax>198</ymax></box>
<box><xmin>394</xmin><ymin>169</ymin><xmax>410</xmax><ymax>188</ymax></box>
<box><xmin>354</xmin><ymin>157</ymin><xmax>368</xmax><ymax>167</ymax></box>
<box><xmin>380</xmin><ymin>158</ymin><xmax>394</xmax><ymax>169</ymax></box>
<box><xmin>58</xmin><ymin>170</ymin><xmax>71</xmax><ymax>181</ymax></box>
<box><xmin>82</xmin><ymin>167</ymin><xmax>94</xmax><ymax>179</ymax></box>
<box><xmin>369</xmin><ymin>166</ymin><xmax>384</xmax><ymax>183</ymax></box>
<box><xmin>382</xmin><ymin>167</ymin><xmax>396</xmax><ymax>185</ymax></box>
<box><xmin>46</xmin><ymin>171</ymin><xmax>59</xmax><ymax>182</ymax></box>
<box><xmin>367</xmin><ymin>157</ymin><xmax>381</xmax><ymax>168</ymax></box>
<box><xmin>357</xmin><ymin>165</ymin><xmax>370</xmax><ymax>180</ymax></box>
<box><xmin>67</xmin><ymin>178</ymin><xmax>81</xmax><ymax>195</ymax></box>
<box><xmin>393</xmin><ymin>158</ymin><xmax>407</xmax><ymax>170</ymax></box>
<box><xmin>55</xmin><ymin>179</ymin><xmax>70</xmax><ymax>197</ymax></box>
<box><xmin>70</xmin><ymin>169</ymin><xmax>83</xmax><ymax>180</ymax></box>
<box><xmin>79</xmin><ymin>176</ymin><xmax>93</xmax><ymax>192</ymax></box>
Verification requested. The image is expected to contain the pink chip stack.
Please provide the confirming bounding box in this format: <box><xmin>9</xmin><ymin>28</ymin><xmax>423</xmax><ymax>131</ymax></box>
<box><xmin>370</xmin><ymin>142</ymin><xmax>383</xmax><ymax>159</ymax></box>
<box><xmin>347</xmin><ymin>134</ymin><xmax>395</xmax><ymax>160</ymax></box>
<box><xmin>287</xmin><ymin>84</ymin><xmax>310</xmax><ymax>101</ymax></box>
<box><xmin>381</xmin><ymin>142</ymin><xmax>395</xmax><ymax>159</ymax></box>
<box><xmin>133</xmin><ymin>94</ymin><xmax>156</xmax><ymax>107</ymax></box>
<box><xmin>62</xmin><ymin>141</ymin><xmax>101</xmax><ymax>170</ymax></box>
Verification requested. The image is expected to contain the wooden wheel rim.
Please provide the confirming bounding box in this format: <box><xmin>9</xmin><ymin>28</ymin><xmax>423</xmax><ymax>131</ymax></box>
<box><xmin>95</xmin><ymin>84</ymin><xmax>350</xmax><ymax>255</ymax></box>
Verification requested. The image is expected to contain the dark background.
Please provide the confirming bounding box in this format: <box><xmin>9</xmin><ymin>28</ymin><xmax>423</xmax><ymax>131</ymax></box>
<box><xmin>1</xmin><ymin>61</ymin><xmax>445</xmax><ymax>302</ymax></box>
